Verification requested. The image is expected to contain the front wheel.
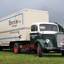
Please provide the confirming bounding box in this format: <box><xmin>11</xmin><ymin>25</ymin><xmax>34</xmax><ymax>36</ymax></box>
<box><xmin>37</xmin><ymin>43</ymin><xmax>42</xmax><ymax>57</ymax></box>
<box><xmin>13</xmin><ymin>43</ymin><xmax>20</xmax><ymax>54</ymax></box>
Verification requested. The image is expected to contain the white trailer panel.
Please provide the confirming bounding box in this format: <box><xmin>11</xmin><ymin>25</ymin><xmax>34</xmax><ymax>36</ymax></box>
<box><xmin>0</xmin><ymin>9</ymin><xmax>49</xmax><ymax>46</ymax></box>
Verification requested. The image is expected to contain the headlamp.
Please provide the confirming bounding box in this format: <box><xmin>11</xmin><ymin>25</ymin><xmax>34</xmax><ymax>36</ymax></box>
<box><xmin>45</xmin><ymin>39</ymin><xmax>50</xmax><ymax>43</ymax></box>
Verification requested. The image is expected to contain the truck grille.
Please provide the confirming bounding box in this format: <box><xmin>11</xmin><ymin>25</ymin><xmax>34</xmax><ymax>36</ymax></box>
<box><xmin>56</xmin><ymin>33</ymin><xmax>64</xmax><ymax>47</ymax></box>
<box><xmin>42</xmin><ymin>34</ymin><xmax>57</xmax><ymax>47</ymax></box>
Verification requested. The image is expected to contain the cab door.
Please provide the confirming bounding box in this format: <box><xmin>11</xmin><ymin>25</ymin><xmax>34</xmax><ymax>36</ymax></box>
<box><xmin>30</xmin><ymin>25</ymin><xmax>38</xmax><ymax>43</ymax></box>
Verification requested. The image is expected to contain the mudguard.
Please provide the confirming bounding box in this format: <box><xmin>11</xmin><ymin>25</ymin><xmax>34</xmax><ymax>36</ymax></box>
<box><xmin>35</xmin><ymin>39</ymin><xmax>45</xmax><ymax>49</ymax></box>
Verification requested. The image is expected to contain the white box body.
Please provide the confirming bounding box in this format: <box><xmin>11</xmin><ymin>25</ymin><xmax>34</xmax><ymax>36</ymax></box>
<box><xmin>0</xmin><ymin>9</ymin><xmax>49</xmax><ymax>46</ymax></box>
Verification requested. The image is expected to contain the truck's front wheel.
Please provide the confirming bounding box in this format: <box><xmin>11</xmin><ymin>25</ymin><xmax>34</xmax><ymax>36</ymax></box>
<box><xmin>37</xmin><ymin>43</ymin><xmax>42</xmax><ymax>57</ymax></box>
<box><xmin>13</xmin><ymin>43</ymin><xmax>20</xmax><ymax>54</ymax></box>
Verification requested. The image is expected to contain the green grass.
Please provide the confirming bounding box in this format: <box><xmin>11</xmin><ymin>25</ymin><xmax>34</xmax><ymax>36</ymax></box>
<box><xmin>0</xmin><ymin>50</ymin><xmax>64</xmax><ymax>64</ymax></box>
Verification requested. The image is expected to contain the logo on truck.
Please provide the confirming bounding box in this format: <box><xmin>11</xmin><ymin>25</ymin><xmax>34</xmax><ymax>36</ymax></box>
<box><xmin>9</xmin><ymin>20</ymin><xmax>21</xmax><ymax>27</ymax></box>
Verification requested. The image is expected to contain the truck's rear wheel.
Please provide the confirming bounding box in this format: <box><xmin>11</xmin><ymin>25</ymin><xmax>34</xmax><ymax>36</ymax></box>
<box><xmin>13</xmin><ymin>43</ymin><xmax>20</xmax><ymax>54</ymax></box>
<box><xmin>37</xmin><ymin>43</ymin><xmax>42</xmax><ymax>57</ymax></box>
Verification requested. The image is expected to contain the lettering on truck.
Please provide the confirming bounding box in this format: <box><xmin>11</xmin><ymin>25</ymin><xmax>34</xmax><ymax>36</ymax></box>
<box><xmin>9</xmin><ymin>20</ymin><xmax>21</xmax><ymax>27</ymax></box>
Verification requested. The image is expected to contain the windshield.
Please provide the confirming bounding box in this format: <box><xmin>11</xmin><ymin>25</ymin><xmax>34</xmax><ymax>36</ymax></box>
<box><xmin>39</xmin><ymin>24</ymin><xmax>58</xmax><ymax>31</ymax></box>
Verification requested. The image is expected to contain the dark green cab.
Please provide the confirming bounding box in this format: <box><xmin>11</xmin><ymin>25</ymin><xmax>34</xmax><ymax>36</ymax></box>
<box><xmin>30</xmin><ymin>22</ymin><xmax>64</xmax><ymax>57</ymax></box>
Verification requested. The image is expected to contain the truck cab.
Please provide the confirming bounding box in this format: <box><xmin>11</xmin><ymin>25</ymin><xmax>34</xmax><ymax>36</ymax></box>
<box><xmin>31</xmin><ymin>22</ymin><xmax>59</xmax><ymax>34</ymax></box>
<box><xmin>30</xmin><ymin>22</ymin><xmax>64</xmax><ymax>57</ymax></box>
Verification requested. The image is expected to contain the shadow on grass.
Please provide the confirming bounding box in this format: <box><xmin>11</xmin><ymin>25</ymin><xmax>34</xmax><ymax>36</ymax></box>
<box><xmin>42</xmin><ymin>54</ymin><xmax>62</xmax><ymax>57</ymax></box>
<box><xmin>1</xmin><ymin>49</ymin><xmax>11</xmax><ymax>52</ymax></box>
<box><xmin>21</xmin><ymin>52</ymin><xmax>64</xmax><ymax>58</ymax></box>
<box><xmin>1</xmin><ymin>49</ymin><xmax>64</xmax><ymax>58</ymax></box>
<box><xmin>20</xmin><ymin>52</ymin><xmax>63</xmax><ymax>58</ymax></box>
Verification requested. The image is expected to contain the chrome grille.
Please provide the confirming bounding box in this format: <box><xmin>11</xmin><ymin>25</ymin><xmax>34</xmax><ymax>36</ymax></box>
<box><xmin>56</xmin><ymin>33</ymin><xmax>64</xmax><ymax>47</ymax></box>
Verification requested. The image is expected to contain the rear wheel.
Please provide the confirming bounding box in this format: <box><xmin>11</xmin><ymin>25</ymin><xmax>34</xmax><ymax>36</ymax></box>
<box><xmin>37</xmin><ymin>43</ymin><xmax>42</xmax><ymax>57</ymax></box>
<box><xmin>13</xmin><ymin>43</ymin><xmax>20</xmax><ymax>54</ymax></box>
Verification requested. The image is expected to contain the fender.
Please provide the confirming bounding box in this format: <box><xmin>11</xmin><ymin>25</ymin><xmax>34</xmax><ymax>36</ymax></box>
<box><xmin>35</xmin><ymin>39</ymin><xmax>45</xmax><ymax>49</ymax></box>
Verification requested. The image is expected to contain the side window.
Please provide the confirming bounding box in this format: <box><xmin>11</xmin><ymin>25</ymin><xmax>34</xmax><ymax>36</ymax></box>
<box><xmin>31</xmin><ymin>25</ymin><xmax>38</xmax><ymax>31</ymax></box>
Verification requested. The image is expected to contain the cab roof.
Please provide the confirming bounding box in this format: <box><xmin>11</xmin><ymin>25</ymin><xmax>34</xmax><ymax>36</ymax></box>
<box><xmin>31</xmin><ymin>22</ymin><xmax>57</xmax><ymax>26</ymax></box>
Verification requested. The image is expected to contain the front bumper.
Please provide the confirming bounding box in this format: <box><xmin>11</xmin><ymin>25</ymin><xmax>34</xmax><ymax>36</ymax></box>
<box><xmin>61</xmin><ymin>45</ymin><xmax>64</xmax><ymax>51</ymax></box>
<box><xmin>43</xmin><ymin>47</ymin><xmax>62</xmax><ymax>51</ymax></box>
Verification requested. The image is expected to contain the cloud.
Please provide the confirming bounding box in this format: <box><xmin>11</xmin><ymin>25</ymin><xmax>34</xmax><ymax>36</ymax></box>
<box><xmin>0</xmin><ymin>0</ymin><xmax>64</xmax><ymax>26</ymax></box>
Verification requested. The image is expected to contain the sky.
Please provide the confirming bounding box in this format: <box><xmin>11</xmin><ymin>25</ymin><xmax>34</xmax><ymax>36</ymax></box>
<box><xmin>0</xmin><ymin>0</ymin><xmax>64</xmax><ymax>26</ymax></box>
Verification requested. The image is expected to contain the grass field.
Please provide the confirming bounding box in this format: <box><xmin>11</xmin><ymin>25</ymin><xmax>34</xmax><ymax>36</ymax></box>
<box><xmin>0</xmin><ymin>50</ymin><xmax>64</xmax><ymax>64</ymax></box>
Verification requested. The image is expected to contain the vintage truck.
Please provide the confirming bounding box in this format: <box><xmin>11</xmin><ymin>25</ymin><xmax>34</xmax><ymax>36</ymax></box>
<box><xmin>0</xmin><ymin>9</ymin><xmax>49</xmax><ymax>53</ymax></box>
<box><xmin>0</xmin><ymin>9</ymin><xmax>64</xmax><ymax>57</ymax></box>
<box><xmin>30</xmin><ymin>22</ymin><xmax>64</xmax><ymax>57</ymax></box>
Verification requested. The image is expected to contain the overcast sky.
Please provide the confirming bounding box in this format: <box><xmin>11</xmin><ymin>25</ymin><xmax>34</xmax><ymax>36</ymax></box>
<box><xmin>0</xmin><ymin>0</ymin><xmax>64</xmax><ymax>26</ymax></box>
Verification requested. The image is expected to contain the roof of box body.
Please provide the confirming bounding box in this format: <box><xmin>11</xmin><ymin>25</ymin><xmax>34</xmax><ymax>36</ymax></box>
<box><xmin>0</xmin><ymin>9</ymin><xmax>48</xmax><ymax>19</ymax></box>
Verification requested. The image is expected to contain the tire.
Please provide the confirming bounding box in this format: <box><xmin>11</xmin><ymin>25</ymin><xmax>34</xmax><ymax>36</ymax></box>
<box><xmin>62</xmin><ymin>51</ymin><xmax>64</xmax><ymax>56</ymax></box>
<box><xmin>37</xmin><ymin>43</ymin><xmax>42</xmax><ymax>57</ymax></box>
<box><xmin>13</xmin><ymin>43</ymin><xmax>20</xmax><ymax>54</ymax></box>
